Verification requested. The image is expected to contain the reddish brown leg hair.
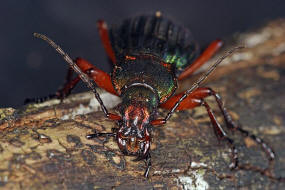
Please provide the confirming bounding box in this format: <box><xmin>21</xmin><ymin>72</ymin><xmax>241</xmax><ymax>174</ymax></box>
<box><xmin>178</xmin><ymin>40</ymin><xmax>223</xmax><ymax>81</ymax></box>
<box><xmin>97</xmin><ymin>20</ymin><xmax>117</xmax><ymax>64</ymax></box>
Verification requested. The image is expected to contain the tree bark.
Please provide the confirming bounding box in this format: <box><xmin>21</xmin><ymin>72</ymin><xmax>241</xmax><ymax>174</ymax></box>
<box><xmin>1</xmin><ymin>19</ymin><xmax>285</xmax><ymax>190</ymax></box>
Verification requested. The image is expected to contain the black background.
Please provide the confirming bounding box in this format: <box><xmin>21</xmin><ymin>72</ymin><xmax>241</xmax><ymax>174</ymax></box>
<box><xmin>1</xmin><ymin>0</ymin><xmax>285</xmax><ymax>108</ymax></box>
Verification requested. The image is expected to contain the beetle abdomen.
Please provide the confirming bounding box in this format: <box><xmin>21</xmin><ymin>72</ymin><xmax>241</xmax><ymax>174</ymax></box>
<box><xmin>109</xmin><ymin>13</ymin><xmax>199</xmax><ymax>76</ymax></box>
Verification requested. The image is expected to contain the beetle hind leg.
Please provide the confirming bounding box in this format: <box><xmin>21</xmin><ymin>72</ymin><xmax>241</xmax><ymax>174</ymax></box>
<box><xmin>97</xmin><ymin>20</ymin><xmax>117</xmax><ymax>64</ymax></box>
<box><xmin>178</xmin><ymin>40</ymin><xmax>223</xmax><ymax>81</ymax></box>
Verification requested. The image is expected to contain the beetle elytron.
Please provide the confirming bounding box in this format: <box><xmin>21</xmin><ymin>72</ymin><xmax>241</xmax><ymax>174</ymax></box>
<box><xmin>32</xmin><ymin>12</ymin><xmax>275</xmax><ymax>177</ymax></box>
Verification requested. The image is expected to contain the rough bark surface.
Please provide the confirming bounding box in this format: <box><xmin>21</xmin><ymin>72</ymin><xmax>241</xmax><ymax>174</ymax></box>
<box><xmin>1</xmin><ymin>19</ymin><xmax>285</xmax><ymax>190</ymax></box>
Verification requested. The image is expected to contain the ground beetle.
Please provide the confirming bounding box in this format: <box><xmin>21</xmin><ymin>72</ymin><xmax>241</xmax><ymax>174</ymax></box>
<box><xmin>32</xmin><ymin>12</ymin><xmax>275</xmax><ymax>178</ymax></box>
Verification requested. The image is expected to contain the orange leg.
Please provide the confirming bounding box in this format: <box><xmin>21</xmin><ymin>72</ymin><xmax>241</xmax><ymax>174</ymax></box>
<box><xmin>153</xmin><ymin>87</ymin><xmax>275</xmax><ymax>170</ymax></box>
<box><xmin>56</xmin><ymin>67</ymin><xmax>81</xmax><ymax>99</ymax></box>
<box><xmin>97</xmin><ymin>20</ymin><xmax>117</xmax><ymax>64</ymax></box>
<box><xmin>154</xmin><ymin>87</ymin><xmax>232</xmax><ymax>126</ymax></box>
<box><xmin>159</xmin><ymin>87</ymin><xmax>232</xmax><ymax>126</ymax></box>
<box><xmin>27</xmin><ymin>33</ymin><xmax>121</xmax><ymax>121</ymax></box>
<box><xmin>178</xmin><ymin>40</ymin><xmax>223</xmax><ymax>81</ymax></box>
<box><xmin>155</xmin><ymin>87</ymin><xmax>238</xmax><ymax>168</ymax></box>
<box><xmin>24</xmin><ymin>58</ymin><xmax>118</xmax><ymax>103</ymax></box>
<box><xmin>57</xmin><ymin>57</ymin><xmax>121</xmax><ymax>121</ymax></box>
<box><xmin>56</xmin><ymin>57</ymin><xmax>117</xmax><ymax>98</ymax></box>
<box><xmin>159</xmin><ymin>87</ymin><xmax>211</xmax><ymax>110</ymax></box>
<box><xmin>24</xmin><ymin>58</ymin><xmax>118</xmax><ymax>105</ymax></box>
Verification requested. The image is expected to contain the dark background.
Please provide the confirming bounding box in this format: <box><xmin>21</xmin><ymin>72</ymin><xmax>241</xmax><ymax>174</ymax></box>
<box><xmin>1</xmin><ymin>0</ymin><xmax>285</xmax><ymax>108</ymax></box>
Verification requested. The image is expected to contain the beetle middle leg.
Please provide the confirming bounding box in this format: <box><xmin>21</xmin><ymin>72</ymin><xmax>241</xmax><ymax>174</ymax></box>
<box><xmin>24</xmin><ymin>57</ymin><xmax>118</xmax><ymax>104</ymax></box>
<box><xmin>156</xmin><ymin>87</ymin><xmax>275</xmax><ymax>170</ymax></box>
<box><xmin>25</xmin><ymin>26</ymin><xmax>118</xmax><ymax>104</ymax></box>
<box><xmin>158</xmin><ymin>89</ymin><xmax>238</xmax><ymax>168</ymax></box>
<box><xmin>32</xmin><ymin>33</ymin><xmax>122</xmax><ymax>122</ymax></box>
<box><xmin>56</xmin><ymin>57</ymin><xmax>118</xmax><ymax>99</ymax></box>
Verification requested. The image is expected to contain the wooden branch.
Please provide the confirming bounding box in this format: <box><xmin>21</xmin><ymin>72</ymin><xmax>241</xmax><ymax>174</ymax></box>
<box><xmin>1</xmin><ymin>19</ymin><xmax>285</xmax><ymax>189</ymax></box>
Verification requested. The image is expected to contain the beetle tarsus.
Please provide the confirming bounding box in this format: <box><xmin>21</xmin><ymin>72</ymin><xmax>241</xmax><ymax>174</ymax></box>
<box><xmin>204</xmin><ymin>88</ymin><xmax>275</xmax><ymax>173</ymax></box>
<box><xmin>143</xmin><ymin>153</ymin><xmax>151</xmax><ymax>178</ymax></box>
<box><xmin>24</xmin><ymin>94</ymin><xmax>57</xmax><ymax>105</ymax></box>
<box><xmin>86</xmin><ymin>132</ymin><xmax>116</xmax><ymax>139</ymax></box>
<box><xmin>201</xmin><ymin>100</ymin><xmax>239</xmax><ymax>170</ymax></box>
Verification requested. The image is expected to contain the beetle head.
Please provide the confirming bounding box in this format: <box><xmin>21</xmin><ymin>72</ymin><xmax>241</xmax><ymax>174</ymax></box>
<box><xmin>116</xmin><ymin>84</ymin><xmax>159</xmax><ymax>159</ymax></box>
<box><xmin>117</xmin><ymin>104</ymin><xmax>151</xmax><ymax>159</ymax></box>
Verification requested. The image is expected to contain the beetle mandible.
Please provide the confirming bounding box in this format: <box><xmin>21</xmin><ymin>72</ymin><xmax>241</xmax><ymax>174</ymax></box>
<box><xmin>33</xmin><ymin>12</ymin><xmax>275</xmax><ymax>178</ymax></box>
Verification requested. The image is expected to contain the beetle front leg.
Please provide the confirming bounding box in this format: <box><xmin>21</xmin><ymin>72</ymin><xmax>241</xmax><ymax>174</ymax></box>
<box><xmin>86</xmin><ymin>132</ymin><xmax>116</xmax><ymax>139</ymax></box>
<box><xmin>144</xmin><ymin>153</ymin><xmax>151</xmax><ymax>178</ymax></box>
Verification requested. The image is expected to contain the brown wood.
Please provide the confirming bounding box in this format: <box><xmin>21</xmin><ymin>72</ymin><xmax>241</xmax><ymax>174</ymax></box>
<box><xmin>1</xmin><ymin>19</ymin><xmax>285</xmax><ymax>190</ymax></box>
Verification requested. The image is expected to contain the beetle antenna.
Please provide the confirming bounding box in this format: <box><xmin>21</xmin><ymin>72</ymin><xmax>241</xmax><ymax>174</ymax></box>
<box><xmin>164</xmin><ymin>46</ymin><xmax>244</xmax><ymax>121</ymax></box>
<box><xmin>33</xmin><ymin>33</ymin><xmax>111</xmax><ymax>118</ymax></box>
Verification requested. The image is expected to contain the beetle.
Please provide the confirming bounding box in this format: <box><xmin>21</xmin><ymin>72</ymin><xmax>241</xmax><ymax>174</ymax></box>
<box><xmin>32</xmin><ymin>12</ymin><xmax>275</xmax><ymax>178</ymax></box>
